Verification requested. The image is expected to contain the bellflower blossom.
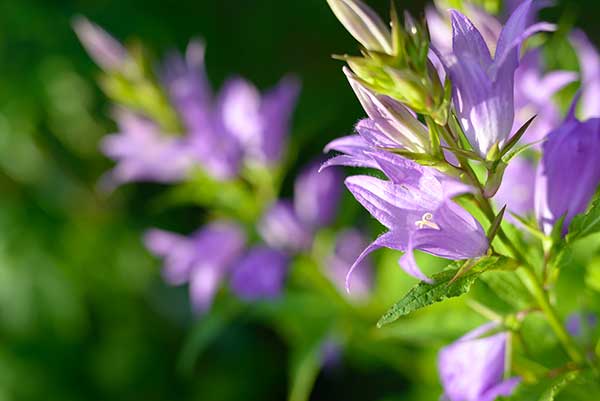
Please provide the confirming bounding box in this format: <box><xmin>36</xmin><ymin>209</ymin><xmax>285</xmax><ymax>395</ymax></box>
<box><xmin>144</xmin><ymin>221</ymin><xmax>246</xmax><ymax>313</ymax></box>
<box><xmin>535</xmin><ymin>100</ymin><xmax>600</xmax><ymax>235</ymax></box>
<box><xmin>260</xmin><ymin>162</ymin><xmax>343</xmax><ymax>253</ymax></box>
<box><xmin>229</xmin><ymin>246</ymin><xmax>289</xmax><ymax>301</ymax></box>
<box><xmin>436</xmin><ymin>0</ymin><xmax>555</xmax><ymax>157</ymax></box>
<box><xmin>438</xmin><ymin>323</ymin><xmax>520</xmax><ymax>401</ymax></box>
<box><xmin>100</xmin><ymin>108</ymin><xmax>197</xmax><ymax>188</ymax></box>
<box><xmin>493</xmin><ymin>157</ymin><xmax>536</xmax><ymax>217</ymax></box>
<box><xmin>162</xmin><ymin>42</ymin><xmax>300</xmax><ymax>177</ymax></box>
<box><xmin>324</xmin><ymin>125</ymin><xmax>487</xmax><ymax>287</ymax></box>
<box><xmin>572</xmin><ymin>30</ymin><xmax>600</xmax><ymax>120</ymax></box>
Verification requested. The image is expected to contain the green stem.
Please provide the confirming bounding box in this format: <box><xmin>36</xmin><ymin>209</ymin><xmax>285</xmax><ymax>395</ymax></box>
<box><xmin>517</xmin><ymin>267</ymin><xmax>584</xmax><ymax>364</ymax></box>
<box><xmin>476</xmin><ymin>180</ymin><xmax>585</xmax><ymax>365</ymax></box>
<box><xmin>440</xmin><ymin>124</ymin><xmax>586</xmax><ymax>365</ymax></box>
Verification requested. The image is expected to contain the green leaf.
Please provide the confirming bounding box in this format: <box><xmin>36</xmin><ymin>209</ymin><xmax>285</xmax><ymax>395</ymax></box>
<box><xmin>377</xmin><ymin>256</ymin><xmax>517</xmax><ymax>327</ymax></box>
<box><xmin>538</xmin><ymin>371</ymin><xmax>579</xmax><ymax>401</ymax></box>
<box><xmin>502</xmin><ymin>371</ymin><xmax>580</xmax><ymax>401</ymax></box>
<box><xmin>499</xmin><ymin>115</ymin><xmax>536</xmax><ymax>158</ymax></box>
<box><xmin>478</xmin><ymin>270</ymin><xmax>534</xmax><ymax>310</ymax></box>
<box><xmin>567</xmin><ymin>198</ymin><xmax>600</xmax><ymax>242</ymax></box>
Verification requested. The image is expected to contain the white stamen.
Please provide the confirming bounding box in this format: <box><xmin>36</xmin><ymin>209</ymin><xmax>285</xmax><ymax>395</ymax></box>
<box><xmin>415</xmin><ymin>212</ymin><xmax>440</xmax><ymax>230</ymax></box>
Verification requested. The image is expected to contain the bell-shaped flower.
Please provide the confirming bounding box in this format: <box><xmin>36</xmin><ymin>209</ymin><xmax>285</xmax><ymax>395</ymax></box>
<box><xmin>229</xmin><ymin>246</ymin><xmax>289</xmax><ymax>301</ymax></box>
<box><xmin>438</xmin><ymin>323</ymin><xmax>520</xmax><ymax>401</ymax></box>
<box><xmin>493</xmin><ymin>157</ymin><xmax>536</xmax><ymax>217</ymax></box>
<box><xmin>332</xmin><ymin>149</ymin><xmax>487</xmax><ymax>289</ymax></box>
<box><xmin>294</xmin><ymin>161</ymin><xmax>343</xmax><ymax>229</ymax></box>
<box><xmin>162</xmin><ymin>42</ymin><xmax>243</xmax><ymax>180</ymax></box>
<box><xmin>259</xmin><ymin>201</ymin><xmax>314</xmax><ymax>253</ymax></box>
<box><xmin>100</xmin><ymin>109</ymin><xmax>197</xmax><ymax>188</ymax></box>
<box><xmin>144</xmin><ymin>221</ymin><xmax>246</xmax><ymax>313</ymax></box>
<box><xmin>260</xmin><ymin>161</ymin><xmax>343</xmax><ymax>253</ymax></box>
<box><xmin>344</xmin><ymin>68</ymin><xmax>431</xmax><ymax>153</ymax></box>
<box><xmin>218</xmin><ymin>76</ymin><xmax>300</xmax><ymax>166</ymax></box>
<box><xmin>437</xmin><ymin>0</ymin><xmax>554</xmax><ymax>157</ymax></box>
<box><xmin>535</xmin><ymin>100</ymin><xmax>600</xmax><ymax>235</ymax></box>
<box><xmin>426</xmin><ymin>2</ymin><xmax>502</xmax><ymax>56</ymax></box>
<box><xmin>572</xmin><ymin>30</ymin><xmax>600</xmax><ymax>120</ymax></box>
<box><xmin>513</xmin><ymin>50</ymin><xmax>577</xmax><ymax>144</ymax></box>
<box><xmin>73</xmin><ymin>16</ymin><xmax>129</xmax><ymax>72</ymax></box>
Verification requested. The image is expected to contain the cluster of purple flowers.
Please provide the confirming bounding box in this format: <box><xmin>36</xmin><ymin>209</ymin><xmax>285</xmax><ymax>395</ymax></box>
<box><xmin>75</xmin><ymin>18</ymin><xmax>374</xmax><ymax>314</ymax></box>
<box><xmin>327</xmin><ymin>0</ymin><xmax>600</xmax><ymax>399</ymax></box>
<box><xmin>75</xmin><ymin>17</ymin><xmax>300</xmax><ymax>187</ymax></box>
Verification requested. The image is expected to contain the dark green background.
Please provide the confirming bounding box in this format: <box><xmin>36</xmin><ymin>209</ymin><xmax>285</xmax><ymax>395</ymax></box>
<box><xmin>0</xmin><ymin>1</ymin><xmax>596</xmax><ymax>400</ymax></box>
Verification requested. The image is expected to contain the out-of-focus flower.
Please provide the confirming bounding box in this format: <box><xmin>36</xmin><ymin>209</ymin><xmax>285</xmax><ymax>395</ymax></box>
<box><xmin>230</xmin><ymin>246</ymin><xmax>289</xmax><ymax>301</ymax></box>
<box><xmin>73</xmin><ymin>16</ymin><xmax>129</xmax><ymax>72</ymax></box>
<box><xmin>219</xmin><ymin>76</ymin><xmax>300</xmax><ymax>166</ymax></box>
<box><xmin>514</xmin><ymin>50</ymin><xmax>578</xmax><ymax>144</ymax></box>
<box><xmin>100</xmin><ymin>109</ymin><xmax>197</xmax><ymax>188</ymax></box>
<box><xmin>163</xmin><ymin>43</ymin><xmax>299</xmax><ymax>173</ymax></box>
<box><xmin>144</xmin><ymin>221</ymin><xmax>246</xmax><ymax>312</ymax></box>
<box><xmin>437</xmin><ymin>1</ymin><xmax>554</xmax><ymax>158</ymax></box>
<box><xmin>566</xmin><ymin>312</ymin><xmax>598</xmax><ymax>338</ymax></box>
<box><xmin>295</xmin><ymin>161</ymin><xmax>343</xmax><ymax>229</ymax></box>
<box><xmin>259</xmin><ymin>201</ymin><xmax>314</xmax><ymax>253</ymax></box>
<box><xmin>535</xmin><ymin>101</ymin><xmax>600</xmax><ymax>235</ymax></box>
<box><xmin>320</xmin><ymin>337</ymin><xmax>343</xmax><ymax>370</ymax></box>
<box><xmin>494</xmin><ymin>157</ymin><xmax>536</xmax><ymax>216</ymax></box>
<box><xmin>326</xmin><ymin>229</ymin><xmax>373</xmax><ymax>299</ymax></box>
<box><xmin>260</xmin><ymin>162</ymin><xmax>343</xmax><ymax>252</ymax></box>
<box><xmin>572</xmin><ymin>30</ymin><xmax>600</xmax><ymax>120</ymax></box>
<box><xmin>438</xmin><ymin>323</ymin><xmax>520</xmax><ymax>401</ymax></box>
<box><xmin>342</xmin><ymin>151</ymin><xmax>487</xmax><ymax>287</ymax></box>
<box><xmin>162</xmin><ymin>42</ymin><xmax>243</xmax><ymax>180</ymax></box>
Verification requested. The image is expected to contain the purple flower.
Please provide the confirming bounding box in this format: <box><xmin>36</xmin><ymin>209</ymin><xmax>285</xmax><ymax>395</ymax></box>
<box><xmin>73</xmin><ymin>16</ymin><xmax>129</xmax><ymax>72</ymax></box>
<box><xmin>344</xmin><ymin>68</ymin><xmax>430</xmax><ymax>153</ymax></box>
<box><xmin>100</xmin><ymin>109</ymin><xmax>197</xmax><ymax>188</ymax></box>
<box><xmin>438</xmin><ymin>323</ymin><xmax>520</xmax><ymax>401</ymax></box>
<box><xmin>260</xmin><ymin>161</ymin><xmax>343</xmax><ymax>253</ymax></box>
<box><xmin>144</xmin><ymin>221</ymin><xmax>246</xmax><ymax>313</ymax></box>
<box><xmin>436</xmin><ymin>1</ymin><xmax>554</xmax><ymax>157</ymax></box>
<box><xmin>326</xmin><ymin>229</ymin><xmax>373</xmax><ymax>299</ymax></box>
<box><xmin>572</xmin><ymin>30</ymin><xmax>600</xmax><ymax>120</ymax></box>
<box><xmin>219</xmin><ymin>76</ymin><xmax>300</xmax><ymax>166</ymax></box>
<box><xmin>535</xmin><ymin>101</ymin><xmax>600</xmax><ymax>235</ymax></box>
<box><xmin>426</xmin><ymin>4</ymin><xmax>502</xmax><ymax>55</ymax></box>
<box><xmin>326</xmin><ymin>148</ymin><xmax>487</xmax><ymax>287</ymax></box>
<box><xmin>259</xmin><ymin>200</ymin><xmax>314</xmax><ymax>253</ymax></box>
<box><xmin>162</xmin><ymin>42</ymin><xmax>243</xmax><ymax>180</ymax></box>
<box><xmin>566</xmin><ymin>312</ymin><xmax>598</xmax><ymax>338</ymax></box>
<box><xmin>294</xmin><ymin>161</ymin><xmax>344</xmax><ymax>229</ymax></box>
<box><xmin>494</xmin><ymin>157</ymin><xmax>536</xmax><ymax>217</ymax></box>
<box><xmin>163</xmin><ymin>43</ymin><xmax>299</xmax><ymax>173</ymax></box>
<box><xmin>513</xmin><ymin>50</ymin><xmax>577</xmax><ymax>144</ymax></box>
<box><xmin>230</xmin><ymin>246</ymin><xmax>289</xmax><ymax>301</ymax></box>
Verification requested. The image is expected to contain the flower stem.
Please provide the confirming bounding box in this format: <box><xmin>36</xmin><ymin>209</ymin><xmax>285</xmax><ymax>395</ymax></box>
<box><xmin>478</xmin><ymin>195</ymin><xmax>585</xmax><ymax>365</ymax></box>
<box><xmin>440</xmin><ymin>122</ymin><xmax>586</xmax><ymax>365</ymax></box>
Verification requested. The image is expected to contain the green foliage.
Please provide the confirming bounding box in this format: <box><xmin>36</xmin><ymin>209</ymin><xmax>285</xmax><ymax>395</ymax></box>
<box><xmin>377</xmin><ymin>256</ymin><xmax>517</xmax><ymax>327</ymax></box>
<box><xmin>567</xmin><ymin>199</ymin><xmax>600</xmax><ymax>242</ymax></box>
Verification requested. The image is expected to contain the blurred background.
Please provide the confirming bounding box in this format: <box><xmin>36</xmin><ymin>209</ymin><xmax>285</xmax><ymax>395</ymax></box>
<box><xmin>0</xmin><ymin>0</ymin><xmax>598</xmax><ymax>400</ymax></box>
